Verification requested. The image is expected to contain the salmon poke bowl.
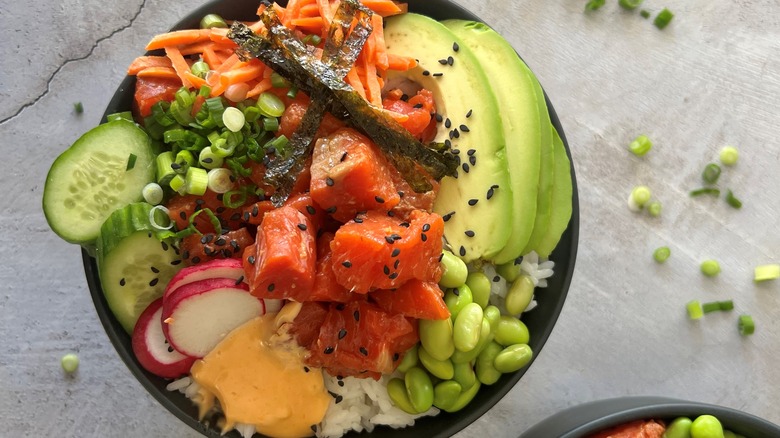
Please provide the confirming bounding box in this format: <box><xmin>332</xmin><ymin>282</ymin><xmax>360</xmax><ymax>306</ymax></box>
<box><xmin>43</xmin><ymin>0</ymin><xmax>579</xmax><ymax>436</ymax></box>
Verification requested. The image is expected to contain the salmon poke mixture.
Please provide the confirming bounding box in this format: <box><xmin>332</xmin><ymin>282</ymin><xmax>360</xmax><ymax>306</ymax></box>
<box><xmin>42</xmin><ymin>0</ymin><xmax>573</xmax><ymax>436</ymax></box>
<box><xmin>589</xmin><ymin>414</ymin><xmax>747</xmax><ymax>438</ymax></box>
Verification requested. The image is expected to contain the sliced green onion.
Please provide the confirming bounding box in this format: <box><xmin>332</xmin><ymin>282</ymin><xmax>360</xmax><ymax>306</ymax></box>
<box><xmin>169</xmin><ymin>174</ymin><xmax>186</xmax><ymax>194</ymax></box>
<box><xmin>619</xmin><ymin>0</ymin><xmax>643</xmax><ymax>10</ymax></box>
<box><xmin>628</xmin><ymin>135</ymin><xmax>652</xmax><ymax>156</ymax></box>
<box><xmin>718</xmin><ymin>300</ymin><xmax>734</xmax><ymax>311</ymax></box>
<box><xmin>61</xmin><ymin>353</ymin><xmax>80</xmax><ymax>373</ymax></box>
<box><xmin>725</xmin><ymin>190</ymin><xmax>742</xmax><ymax>209</ymax></box>
<box><xmin>690</xmin><ymin>188</ymin><xmax>720</xmax><ymax>197</ymax></box>
<box><xmin>702</xmin><ymin>301</ymin><xmax>721</xmax><ymax>314</ymax></box>
<box><xmin>266</xmin><ymin>135</ymin><xmax>290</xmax><ymax>158</ymax></box>
<box><xmin>148</xmin><ymin>205</ymin><xmax>173</xmax><ymax>231</ymax></box>
<box><xmin>738</xmin><ymin>314</ymin><xmax>755</xmax><ymax>335</ymax></box>
<box><xmin>184</xmin><ymin>167</ymin><xmax>209</xmax><ymax>196</ymax></box>
<box><xmin>151</xmin><ymin>101</ymin><xmax>176</xmax><ymax>127</ymax></box>
<box><xmin>207</xmin><ymin>168</ymin><xmax>234</xmax><ymax>194</ymax></box>
<box><xmin>198</xmin><ymin>85</ymin><xmax>212</xmax><ymax>98</ymax></box>
<box><xmin>628</xmin><ymin>185</ymin><xmax>652</xmax><ymax>211</ymax></box>
<box><xmin>585</xmin><ymin>0</ymin><xmax>605</xmax><ymax>11</ymax></box>
<box><xmin>262</xmin><ymin>116</ymin><xmax>280</xmax><ymax>132</ymax></box>
<box><xmin>191</xmin><ymin>61</ymin><xmax>210</xmax><ymax>79</ymax></box>
<box><xmin>686</xmin><ymin>300</ymin><xmax>703</xmax><ymax>320</ymax></box>
<box><xmin>205</xmin><ymin>97</ymin><xmax>226</xmax><ymax>127</ymax></box>
<box><xmin>640</xmin><ymin>9</ymin><xmax>651</xmax><ymax>18</ymax></box>
<box><xmin>142</xmin><ymin>183</ymin><xmax>164</xmax><ymax>205</ymax></box>
<box><xmin>199</xmin><ymin>147</ymin><xmax>224</xmax><ymax>170</ymax></box>
<box><xmin>654</xmin><ymin>8</ymin><xmax>674</xmax><ymax>29</ymax></box>
<box><xmin>700</xmin><ymin>259</ymin><xmax>721</xmax><ymax>277</ymax></box>
<box><xmin>73</xmin><ymin>102</ymin><xmax>84</xmax><ymax>114</ymax></box>
<box><xmin>106</xmin><ymin>111</ymin><xmax>133</xmax><ymax>122</ymax></box>
<box><xmin>702</xmin><ymin>163</ymin><xmax>721</xmax><ymax>184</ymax></box>
<box><xmin>163</xmin><ymin>128</ymin><xmax>188</xmax><ymax>143</ymax></box>
<box><xmin>223</xmin><ymin>189</ymin><xmax>248</xmax><ymax>209</ymax></box>
<box><xmin>200</xmin><ymin>13</ymin><xmax>227</xmax><ymax>29</ymax></box>
<box><xmin>754</xmin><ymin>264</ymin><xmax>780</xmax><ymax>282</ymax></box>
<box><xmin>257</xmin><ymin>92</ymin><xmax>286</xmax><ymax>117</ymax></box>
<box><xmin>126</xmin><ymin>153</ymin><xmax>138</xmax><ymax>171</ymax></box>
<box><xmin>189</xmin><ymin>208</ymin><xmax>222</xmax><ymax>236</ymax></box>
<box><xmin>156</xmin><ymin>151</ymin><xmax>176</xmax><ymax>185</ymax></box>
<box><xmin>286</xmin><ymin>86</ymin><xmax>299</xmax><ymax>99</ymax></box>
<box><xmin>719</xmin><ymin>146</ymin><xmax>739</xmax><ymax>166</ymax></box>
<box><xmin>647</xmin><ymin>201</ymin><xmax>662</xmax><ymax>217</ymax></box>
<box><xmin>244</xmin><ymin>106</ymin><xmax>262</xmax><ymax>123</ymax></box>
<box><xmin>653</xmin><ymin>246</ymin><xmax>671</xmax><ymax>263</ymax></box>
<box><xmin>271</xmin><ymin>72</ymin><xmax>290</xmax><ymax>88</ymax></box>
<box><xmin>174</xmin><ymin>150</ymin><xmax>196</xmax><ymax>175</ymax></box>
<box><xmin>302</xmin><ymin>34</ymin><xmax>322</xmax><ymax>45</ymax></box>
<box><xmin>222</xmin><ymin>106</ymin><xmax>246</xmax><ymax>133</ymax></box>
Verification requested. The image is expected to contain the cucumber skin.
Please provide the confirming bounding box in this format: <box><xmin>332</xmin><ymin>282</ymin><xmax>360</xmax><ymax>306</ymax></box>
<box><xmin>42</xmin><ymin>120</ymin><xmax>154</xmax><ymax>245</ymax></box>
<box><xmin>97</xmin><ymin>203</ymin><xmax>180</xmax><ymax>333</ymax></box>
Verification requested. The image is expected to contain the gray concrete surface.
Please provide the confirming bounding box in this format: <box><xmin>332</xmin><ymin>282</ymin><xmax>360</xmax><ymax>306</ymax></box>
<box><xmin>2</xmin><ymin>0</ymin><xmax>779</xmax><ymax>436</ymax></box>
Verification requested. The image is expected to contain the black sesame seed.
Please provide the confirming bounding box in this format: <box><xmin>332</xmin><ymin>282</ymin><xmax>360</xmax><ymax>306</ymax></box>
<box><xmin>342</xmin><ymin>261</ymin><xmax>352</xmax><ymax>268</ymax></box>
<box><xmin>168</xmin><ymin>346</ymin><xmax>174</xmax><ymax>353</ymax></box>
<box><xmin>267</xmin><ymin>283</ymin><xmax>275</xmax><ymax>292</ymax></box>
<box><xmin>394</xmin><ymin>259</ymin><xmax>400</xmax><ymax>269</ymax></box>
<box><xmin>398</xmin><ymin>190</ymin><xmax>405</xmax><ymax>198</ymax></box>
<box><xmin>216</xmin><ymin>206</ymin><xmax>226</xmax><ymax>214</ymax></box>
<box><xmin>491</xmin><ymin>184</ymin><xmax>500</xmax><ymax>189</ymax></box>
<box><xmin>453</xmin><ymin>41</ymin><xmax>459</xmax><ymax>51</ymax></box>
<box><xmin>204</xmin><ymin>247</ymin><xmax>214</xmax><ymax>256</ymax></box>
<box><xmin>383</xmin><ymin>265</ymin><xmax>390</xmax><ymax>275</ymax></box>
<box><xmin>393</xmin><ymin>353</ymin><xmax>400</xmax><ymax>361</ymax></box>
<box><xmin>442</xmin><ymin>212</ymin><xmax>454</xmax><ymax>222</ymax></box>
<box><xmin>252</xmin><ymin>205</ymin><xmax>259</xmax><ymax>216</ymax></box>
<box><xmin>468</xmin><ymin>199</ymin><xmax>478</xmax><ymax>206</ymax></box>
<box><xmin>149</xmin><ymin>278</ymin><xmax>159</xmax><ymax>287</ymax></box>
<box><xmin>388</xmin><ymin>272</ymin><xmax>399</xmax><ymax>280</ymax></box>
<box><xmin>304</xmin><ymin>366</ymin><xmax>310</xmax><ymax>373</ymax></box>
<box><xmin>230</xmin><ymin>240</ymin><xmax>240</xmax><ymax>251</ymax></box>
<box><xmin>435</xmin><ymin>113</ymin><xmax>443</xmax><ymax>122</ymax></box>
<box><xmin>222</xmin><ymin>249</ymin><xmax>233</xmax><ymax>258</ymax></box>
<box><xmin>432</xmin><ymin>72</ymin><xmax>443</xmax><ymax>77</ymax></box>
<box><xmin>182</xmin><ymin>250</ymin><xmax>190</xmax><ymax>259</ymax></box>
<box><xmin>413</xmin><ymin>103</ymin><xmax>423</xmax><ymax>109</ymax></box>
<box><xmin>385</xmin><ymin>235</ymin><xmax>395</xmax><ymax>244</ymax></box>
<box><xmin>387</xmin><ymin>210</ymin><xmax>395</xmax><ymax>217</ymax></box>
<box><xmin>179</xmin><ymin>211</ymin><xmax>187</xmax><ymax>220</ymax></box>
<box><xmin>451</xmin><ymin>148</ymin><xmax>460</xmax><ymax>155</ymax></box>
<box><xmin>324</xmin><ymin>346</ymin><xmax>334</xmax><ymax>354</ymax></box>
<box><xmin>452</xmin><ymin>129</ymin><xmax>460</xmax><ymax>138</ymax></box>
<box><xmin>422</xmin><ymin>70</ymin><xmax>430</xmax><ymax>76</ymax></box>
<box><xmin>171</xmin><ymin>260</ymin><xmax>182</xmax><ymax>266</ymax></box>
<box><xmin>444</xmin><ymin>139</ymin><xmax>452</xmax><ymax>148</ymax></box>
<box><xmin>151</xmin><ymin>266</ymin><xmax>160</xmax><ymax>274</ymax></box>
<box><xmin>459</xmin><ymin>246</ymin><xmax>466</xmax><ymax>256</ymax></box>
<box><xmin>453</xmin><ymin>288</ymin><xmax>460</xmax><ymax>296</ymax></box>
<box><xmin>467</xmin><ymin>149</ymin><xmax>476</xmax><ymax>156</ymax></box>
<box><xmin>422</xmin><ymin>223</ymin><xmax>431</xmax><ymax>232</ymax></box>
<box><xmin>375</xmin><ymin>196</ymin><xmax>385</xmax><ymax>204</ymax></box>
<box><xmin>215</xmin><ymin>237</ymin><xmax>226</xmax><ymax>246</ymax></box>
<box><xmin>201</xmin><ymin>234</ymin><xmax>213</xmax><ymax>244</ymax></box>
<box><xmin>438</xmin><ymin>58</ymin><xmax>448</xmax><ymax>65</ymax></box>
<box><xmin>469</xmin><ymin>155</ymin><xmax>476</xmax><ymax>166</ymax></box>
<box><xmin>438</xmin><ymin>253</ymin><xmax>444</xmax><ymax>262</ymax></box>
<box><xmin>336</xmin><ymin>303</ymin><xmax>346</xmax><ymax>311</ymax></box>
<box><xmin>306</xmin><ymin>205</ymin><xmax>316</xmax><ymax>215</ymax></box>
<box><xmin>401</xmin><ymin>93</ymin><xmax>409</xmax><ymax>101</ymax></box>
<box><xmin>421</xmin><ymin>233</ymin><xmax>428</xmax><ymax>242</ymax></box>
<box><xmin>191</xmin><ymin>256</ymin><xmax>201</xmax><ymax>264</ymax></box>
<box><xmin>391</xmin><ymin>248</ymin><xmax>401</xmax><ymax>257</ymax></box>
<box><xmin>161</xmin><ymin>241</ymin><xmax>169</xmax><ymax>251</ymax></box>
<box><xmin>243</xmin><ymin>211</ymin><xmax>250</xmax><ymax>222</ymax></box>
<box><xmin>493</xmin><ymin>275</ymin><xmax>501</xmax><ymax>282</ymax></box>
<box><xmin>465</xmin><ymin>230</ymin><xmax>475</xmax><ymax>237</ymax></box>
<box><xmin>462</xmin><ymin>163</ymin><xmax>470</xmax><ymax>173</ymax></box>
<box><xmin>297</xmin><ymin>223</ymin><xmax>308</xmax><ymax>231</ymax></box>
<box><xmin>338</xmin><ymin>380</ymin><xmax>345</xmax><ymax>387</ymax></box>
<box><xmin>466</xmin><ymin>109</ymin><xmax>473</xmax><ymax>118</ymax></box>
<box><xmin>248</xmin><ymin>255</ymin><xmax>256</xmax><ymax>265</ymax></box>
<box><xmin>235</xmin><ymin>276</ymin><xmax>244</xmax><ymax>285</ymax></box>
<box><xmin>354</xmin><ymin>217</ymin><xmax>364</xmax><ymax>224</ymax></box>
<box><xmin>170</xmin><ymin>162</ymin><xmax>181</xmax><ymax>170</ymax></box>
<box><xmin>326</xmin><ymin>177</ymin><xmax>334</xmax><ymax>187</ymax></box>
<box><xmin>399</xmin><ymin>222</ymin><xmax>410</xmax><ymax>228</ymax></box>
<box><xmin>445</xmin><ymin>118</ymin><xmax>452</xmax><ymax>128</ymax></box>
<box><xmin>359</xmin><ymin>347</ymin><xmax>368</xmax><ymax>356</ymax></box>
<box><xmin>338</xmin><ymin>328</ymin><xmax>347</xmax><ymax>339</ymax></box>
<box><xmin>119</xmin><ymin>278</ymin><xmax>126</xmax><ymax>286</ymax></box>
<box><xmin>340</xmin><ymin>152</ymin><xmax>348</xmax><ymax>162</ymax></box>
<box><xmin>447</xmin><ymin>56</ymin><xmax>454</xmax><ymax>66</ymax></box>
<box><xmin>326</xmin><ymin>206</ymin><xmax>337</xmax><ymax>214</ymax></box>
<box><xmin>353</xmin><ymin>310</ymin><xmax>360</xmax><ymax>321</ymax></box>
<box><xmin>230</xmin><ymin>212</ymin><xmax>241</xmax><ymax>221</ymax></box>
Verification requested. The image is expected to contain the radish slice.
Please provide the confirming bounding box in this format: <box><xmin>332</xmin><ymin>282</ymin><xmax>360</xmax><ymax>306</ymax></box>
<box><xmin>164</xmin><ymin>258</ymin><xmax>245</xmax><ymax>299</ymax></box>
<box><xmin>132</xmin><ymin>298</ymin><xmax>196</xmax><ymax>378</ymax></box>
<box><xmin>162</xmin><ymin>278</ymin><xmax>265</xmax><ymax>357</ymax></box>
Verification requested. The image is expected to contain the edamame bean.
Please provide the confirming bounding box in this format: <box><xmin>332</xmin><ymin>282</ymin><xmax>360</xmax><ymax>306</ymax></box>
<box><xmin>419</xmin><ymin>318</ymin><xmax>455</xmax><ymax>361</ymax></box>
<box><xmin>453</xmin><ymin>303</ymin><xmax>483</xmax><ymax>352</ymax></box>
<box><xmin>387</xmin><ymin>378</ymin><xmax>419</xmax><ymax>414</ymax></box>
<box><xmin>505</xmin><ymin>275</ymin><xmax>535</xmax><ymax>315</ymax></box>
<box><xmin>442</xmin><ymin>381</ymin><xmax>481</xmax><ymax>413</ymax></box>
<box><xmin>664</xmin><ymin>417</ymin><xmax>693</xmax><ymax>438</ymax></box>
<box><xmin>451</xmin><ymin>317</ymin><xmax>493</xmax><ymax>364</ymax></box>
<box><xmin>444</xmin><ymin>284</ymin><xmax>473</xmax><ymax>320</ymax></box>
<box><xmin>396</xmin><ymin>344</ymin><xmax>418</xmax><ymax>373</ymax></box>
<box><xmin>483</xmin><ymin>305</ymin><xmax>501</xmax><ymax>330</ymax></box>
<box><xmin>475</xmin><ymin>341</ymin><xmax>503</xmax><ymax>385</ymax></box>
<box><xmin>418</xmin><ymin>346</ymin><xmax>455</xmax><ymax>380</ymax></box>
<box><xmin>465</xmin><ymin>272</ymin><xmax>491</xmax><ymax>308</ymax></box>
<box><xmin>493</xmin><ymin>343</ymin><xmax>533</xmax><ymax>373</ymax></box>
<box><xmin>691</xmin><ymin>415</ymin><xmax>724</xmax><ymax>438</ymax></box>
<box><xmin>453</xmin><ymin>361</ymin><xmax>477</xmax><ymax>390</ymax></box>
<box><xmin>497</xmin><ymin>261</ymin><xmax>521</xmax><ymax>282</ymax></box>
<box><xmin>723</xmin><ymin>431</ymin><xmax>737</xmax><ymax>438</ymax></box>
<box><xmin>494</xmin><ymin>316</ymin><xmax>530</xmax><ymax>346</ymax></box>
<box><xmin>439</xmin><ymin>250</ymin><xmax>468</xmax><ymax>288</ymax></box>
<box><xmin>433</xmin><ymin>380</ymin><xmax>462</xmax><ymax>411</ymax></box>
<box><xmin>404</xmin><ymin>367</ymin><xmax>434</xmax><ymax>413</ymax></box>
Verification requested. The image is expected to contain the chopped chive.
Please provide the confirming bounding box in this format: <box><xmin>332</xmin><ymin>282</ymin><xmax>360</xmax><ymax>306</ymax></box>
<box><xmin>725</xmin><ymin>190</ymin><xmax>742</xmax><ymax>209</ymax></box>
<box><xmin>73</xmin><ymin>102</ymin><xmax>84</xmax><ymax>114</ymax></box>
<box><xmin>738</xmin><ymin>314</ymin><xmax>755</xmax><ymax>335</ymax></box>
<box><xmin>126</xmin><ymin>153</ymin><xmax>137</xmax><ymax>171</ymax></box>
<box><xmin>654</xmin><ymin>8</ymin><xmax>674</xmax><ymax>29</ymax></box>
<box><xmin>686</xmin><ymin>300</ymin><xmax>703</xmax><ymax>320</ymax></box>
<box><xmin>690</xmin><ymin>188</ymin><xmax>720</xmax><ymax>197</ymax></box>
<box><xmin>754</xmin><ymin>264</ymin><xmax>780</xmax><ymax>282</ymax></box>
<box><xmin>718</xmin><ymin>300</ymin><xmax>734</xmax><ymax>311</ymax></box>
<box><xmin>647</xmin><ymin>201</ymin><xmax>662</xmax><ymax>217</ymax></box>
<box><xmin>585</xmin><ymin>0</ymin><xmax>605</xmax><ymax>11</ymax></box>
<box><xmin>701</xmin><ymin>301</ymin><xmax>721</xmax><ymax>314</ymax></box>
<box><xmin>619</xmin><ymin>0</ymin><xmax>643</xmax><ymax>10</ymax></box>
<box><xmin>628</xmin><ymin>186</ymin><xmax>651</xmax><ymax>210</ymax></box>
<box><xmin>653</xmin><ymin>246</ymin><xmax>671</xmax><ymax>263</ymax></box>
<box><xmin>702</xmin><ymin>163</ymin><xmax>722</xmax><ymax>184</ymax></box>
<box><xmin>640</xmin><ymin>9</ymin><xmax>651</xmax><ymax>19</ymax></box>
<box><xmin>629</xmin><ymin>135</ymin><xmax>652</xmax><ymax>156</ymax></box>
<box><xmin>719</xmin><ymin>146</ymin><xmax>739</xmax><ymax>166</ymax></box>
<box><xmin>700</xmin><ymin>259</ymin><xmax>721</xmax><ymax>277</ymax></box>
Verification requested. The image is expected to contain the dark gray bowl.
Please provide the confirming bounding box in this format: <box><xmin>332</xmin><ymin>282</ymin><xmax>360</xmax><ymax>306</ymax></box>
<box><xmin>521</xmin><ymin>397</ymin><xmax>780</xmax><ymax>438</ymax></box>
<box><xmin>82</xmin><ymin>0</ymin><xmax>580</xmax><ymax>437</ymax></box>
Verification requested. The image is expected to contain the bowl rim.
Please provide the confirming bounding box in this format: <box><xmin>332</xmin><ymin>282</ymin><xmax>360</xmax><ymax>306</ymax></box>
<box><xmin>83</xmin><ymin>0</ymin><xmax>580</xmax><ymax>436</ymax></box>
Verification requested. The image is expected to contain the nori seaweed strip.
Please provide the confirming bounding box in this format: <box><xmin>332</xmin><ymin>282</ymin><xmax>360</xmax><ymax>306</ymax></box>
<box><xmin>322</xmin><ymin>0</ymin><xmax>373</xmax><ymax>79</ymax></box>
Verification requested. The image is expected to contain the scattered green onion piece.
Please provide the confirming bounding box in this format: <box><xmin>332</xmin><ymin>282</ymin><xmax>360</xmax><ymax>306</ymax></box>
<box><xmin>198</xmin><ymin>147</ymin><xmax>224</xmax><ymax>170</ymax></box>
<box><xmin>700</xmin><ymin>259</ymin><xmax>721</xmax><ymax>277</ymax></box>
<box><xmin>738</xmin><ymin>314</ymin><xmax>755</xmax><ymax>335</ymax></box>
<box><xmin>287</xmin><ymin>86</ymin><xmax>299</xmax><ymax>99</ymax></box>
<box><xmin>719</xmin><ymin>146</ymin><xmax>739</xmax><ymax>166</ymax></box>
<box><xmin>701</xmin><ymin>301</ymin><xmax>721</xmax><ymax>314</ymax></box>
<box><xmin>619</xmin><ymin>0</ymin><xmax>643</xmax><ymax>11</ymax></box>
<box><xmin>725</xmin><ymin>190</ymin><xmax>742</xmax><ymax>209</ymax></box>
<box><xmin>686</xmin><ymin>300</ymin><xmax>703</xmax><ymax>320</ymax></box>
<box><xmin>244</xmin><ymin>106</ymin><xmax>261</xmax><ymax>123</ymax></box>
<box><xmin>148</xmin><ymin>205</ymin><xmax>173</xmax><ymax>231</ymax></box>
<box><xmin>184</xmin><ymin>167</ymin><xmax>209</xmax><ymax>196</ymax></box>
<box><xmin>653</xmin><ymin>246</ymin><xmax>671</xmax><ymax>263</ymax></box>
<box><xmin>200</xmin><ymin>13</ymin><xmax>227</xmax><ymax>29</ymax></box>
<box><xmin>302</xmin><ymin>34</ymin><xmax>322</xmax><ymax>45</ymax></box>
<box><xmin>718</xmin><ymin>300</ymin><xmax>734</xmax><ymax>311</ymax></box>
<box><xmin>628</xmin><ymin>135</ymin><xmax>652</xmax><ymax>156</ymax></box>
<box><xmin>175</xmin><ymin>150</ymin><xmax>196</xmax><ymax>174</ymax></box>
<box><xmin>754</xmin><ymin>264</ymin><xmax>780</xmax><ymax>282</ymax></box>
<box><xmin>654</xmin><ymin>8</ymin><xmax>674</xmax><ymax>29</ymax></box>
<box><xmin>125</xmin><ymin>153</ymin><xmax>138</xmax><ymax>171</ymax></box>
<box><xmin>207</xmin><ymin>168</ymin><xmax>234</xmax><ymax>194</ymax></box>
<box><xmin>191</xmin><ymin>61</ymin><xmax>210</xmax><ymax>79</ymax></box>
<box><xmin>647</xmin><ymin>201</ymin><xmax>662</xmax><ymax>217</ymax></box>
<box><xmin>61</xmin><ymin>353</ymin><xmax>79</xmax><ymax>373</ymax></box>
<box><xmin>142</xmin><ymin>183</ymin><xmax>164</xmax><ymax>205</ymax></box>
<box><xmin>257</xmin><ymin>92</ymin><xmax>286</xmax><ymax>117</ymax></box>
<box><xmin>702</xmin><ymin>163</ymin><xmax>722</xmax><ymax>184</ymax></box>
<box><xmin>156</xmin><ymin>151</ymin><xmax>176</xmax><ymax>185</ymax></box>
<box><xmin>169</xmin><ymin>174</ymin><xmax>186</xmax><ymax>194</ymax></box>
<box><xmin>175</xmin><ymin>87</ymin><xmax>195</xmax><ymax>108</ymax></box>
<box><xmin>198</xmin><ymin>85</ymin><xmax>212</xmax><ymax>98</ymax></box>
<box><xmin>640</xmin><ymin>9</ymin><xmax>651</xmax><ymax>18</ymax></box>
<box><xmin>690</xmin><ymin>188</ymin><xmax>720</xmax><ymax>197</ymax></box>
<box><xmin>585</xmin><ymin>0</ymin><xmax>605</xmax><ymax>11</ymax></box>
<box><xmin>163</xmin><ymin>128</ymin><xmax>188</xmax><ymax>144</ymax></box>
<box><xmin>151</xmin><ymin>101</ymin><xmax>176</xmax><ymax>127</ymax></box>
<box><xmin>271</xmin><ymin>72</ymin><xmax>290</xmax><ymax>89</ymax></box>
<box><xmin>266</xmin><ymin>135</ymin><xmax>290</xmax><ymax>157</ymax></box>
<box><xmin>223</xmin><ymin>189</ymin><xmax>249</xmax><ymax>209</ymax></box>
<box><xmin>628</xmin><ymin>185</ymin><xmax>652</xmax><ymax>210</ymax></box>
<box><xmin>106</xmin><ymin>111</ymin><xmax>133</xmax><ymax>122</ymax></box>
<box><xmin>73</xmin><ymin>102</ymin><xmax>84</xmax><ymax>114</ymax></box>
<box><xmin>204</xmin><ymin>97</ymin><xmax>226</xmax><ymax>127</ymax></box>
<box><xmin>262</xmin><ymin>116</ymin><xmax>280</xmax><ymax>132</ymax></box>
<box><xmin>222</xmin><ymin>106</ymin><xmax>246</xmax><ymax>133</ymax></box>
<box><xmin>189</xmin><ymin>208</ymin><xmax>222</xmax><ymax>236</ymax></box>
<box><xmin>211</xmin><ymin>138</ymin><xmax>236</xmax><ymax>158</ymax></box>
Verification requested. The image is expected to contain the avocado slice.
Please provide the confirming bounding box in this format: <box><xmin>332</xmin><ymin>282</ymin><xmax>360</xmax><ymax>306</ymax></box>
<box><xmin>535</xmin><ymin>127</ymin><xmax>573</xmax><ymax>258</ymax></box>
<box><xmin>443</xmin><ymin>20</ymin><xmax>552</xmax><ymax>264</ymax></box>
<box><xmin>384</xmin><ymin>13</ymin><xmax>512</xmax><ymax>262</ymax></box>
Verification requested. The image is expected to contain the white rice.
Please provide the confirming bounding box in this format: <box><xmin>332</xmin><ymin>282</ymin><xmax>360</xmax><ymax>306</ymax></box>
<box><xmin>483</xmin><ymin>251</ymin><xmax>554</xmax><ymax>316</ymax></box>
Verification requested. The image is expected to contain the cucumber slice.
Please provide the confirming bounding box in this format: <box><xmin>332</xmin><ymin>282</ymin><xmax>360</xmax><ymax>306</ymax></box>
<box><xmin>97</xmin><ymin>203</ymin><xmax>182</xmax><ymax>333</ymax></box>
<box><xmin>43</xmin><ymin>120</ymin><xmax>155</xmax><ymax>244</ymax></box>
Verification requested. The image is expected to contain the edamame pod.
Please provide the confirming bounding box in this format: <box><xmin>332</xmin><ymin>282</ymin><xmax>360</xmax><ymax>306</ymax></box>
<box><xmin>419</xmin><ymin>318</ymin><xmax>455</xmax><ymax>361</ymax></box>
<box><xmin>497</xmin><ymin>261</ymin><xmax>521</xmax><ymax>282</ymax></box>
<box><xmin>404</xmin><ymin>367</ymin><xmax>434</xmax><ymax>413</ymax></box>
<box><xmin>664</xmin><ymin>417</ymin><xmax>692</xmax><ymax>438</ymax></box>
<box><xmin>453</xmin><ymin>361</ymin><xmax>477</xmax><ymax>390</ymax></box>
<box><xmin>387</xmin><ymin>378</ymin><xmax>419</xmax><ymax>414</ymax></box>
<box><xmin>433</xmin><ymin>380</ymin><xmax>462</xmax><ymax>411</ymax></box>
<box><xmin>466</xmin><ymin>272</ymin><xmax>491</xmax><ymax>308</ymax></box>
<box><xmin>451</xmin><ymin>317</ymin><xmax>493</xmax><ymax>364</ymax></box>
<box><xmin>475</xmin><ymin>341</ymin><xmax>503</xmax><ymax>385</ymax></box>
<box><xmin>494</xmin><ymin>316</ymin><xmax>530</xmax><ymax>346</ymax></box>
<box><xmin>444</xmin><ymin>284</ymin><xmax>473</xmax><ymax>320</ymax></box>
<box><xmin>505</xmin><ymin>274</ymin><xmax>535</xmax><ymax>315</ymax></box>
<box><xmin>483</xmin><ymin>305</ymin><xmax>501</xmax><ymax>330</ymax></box>
<box><xmin>439</xmin><ymin>250</ymin><xmax>468</xmax><ymax>288</ymax></box>
<box><xmin>453</xmin><ymin>303</ymin><xmax>483</xmax><ymax>352</ymax></box>
<box><xmin>397</xmin><ymin>344</ymin><xmax>419</xmax><ymax>373</ymax></box>
<box><xmin>493</xmin><ymin>343</ymin><xmax>533</xmax><ymax>373</ymax></box>
<box><xmin>419</xmin><ymin>346</ymin><xmax>455</xmax><ymax>380</ymax></box>
<box><xmin>442</xmin><ymin>381</ymin><xmax>482</xmax><ymax>413</ymax></box>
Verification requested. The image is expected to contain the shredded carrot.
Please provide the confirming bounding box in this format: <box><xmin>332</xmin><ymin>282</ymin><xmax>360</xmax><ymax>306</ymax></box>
<box><xmin>221</xmin><ymin>61</ymin><xmax>266</xmax><ymax>85</ymax></box>
<box><xmin>208</xmin><ymin>28</ymin><xmax>237</xmax><ymax>46</ymax></box>
<box><xmin>291</xmin><ymin>16</ymin><xmax>325</xmax><ymax>32</ymax></box>
<box><xmin>146</xmin><ymin>29</ymin><xmax>211</xmax><ymax>51</ymax></box>
<box><xmin>127</xmin><ymin>56</ymin><xmax>172</xmax><ymax>75</ymax></box>
<box><xmin>201</xmin><ymin>47</ymin><xmax>221</xmax><ymax>69</ymax></box>
<box><xmin>299</xmin><ymin>3</ymin><xmax>320</xmax><ymax>16</ymax></box>
<box><xmin>316</xmin><ymin>0</ymin><xmax>333</xmax><ymax>22</ymax></box>
<box><xmin>362</xmin><ymin>55</ymin><xmax>382</xmax><ymax>106</ymax></box>
<box><xmin>183</xmin><ymin>71</ymin><xmax>208</xmax><ymax>89</ymax></box>
<box><xmin>246</xmin><ymin>77</ymin><xmax>275</xmax><ymax>98</ymax></box>
<box><xmin>387</xmin><ymin>53</ymin><xmax>417</xmax><ymax>71</ymax></box>
<box><xmin>179</xmin><ymin>40</ymin><xmax>235</xmax><ymax>56</ymax></box>
<box><xmin>282</xmin><ymin>0</ymin><xmax>302</xmax><ymax>27</ymax></box>
<box><xmin>136</xmin><ymin>66</ymin><xmax>180</xmax><ymax>80</ymax></box>
<box><xmin>371</xmin><ymin>14</ymin><xmax>389</xmax><ymax>70</ymax></box>
<box><xmin>215</xmin><ymin>54</ymin><xmax>242</xmax><ymax>74</ymax></box>
<box><xmin>165</xmin><ymin>46</ymin><xmax>194</xmax><ymax>88</ymax></box>
<box><xmin>346</xmin><ymin>67</ymin><xmax>366</xmax><ymax>99</ymax></box>
<box><xmin>383</xmin><ymin>109</ymin><xmax>410</xmax><ymax>123</ymax></box>
<box><xmin>361</xmin><ymin>0</ymin><xmax>405</xmax><ymax>17</ymax></box>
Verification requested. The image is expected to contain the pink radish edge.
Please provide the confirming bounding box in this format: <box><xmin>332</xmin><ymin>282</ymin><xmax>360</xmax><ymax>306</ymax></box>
<box><xmin>132</xmin><ymin>298</ymin><xmax>196</xmax><ymax>379</ymax></box>
<box><xmin>164</xmin><ymin>258</ymin><xmax>245</xmax><ymax>300</ymax></box>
